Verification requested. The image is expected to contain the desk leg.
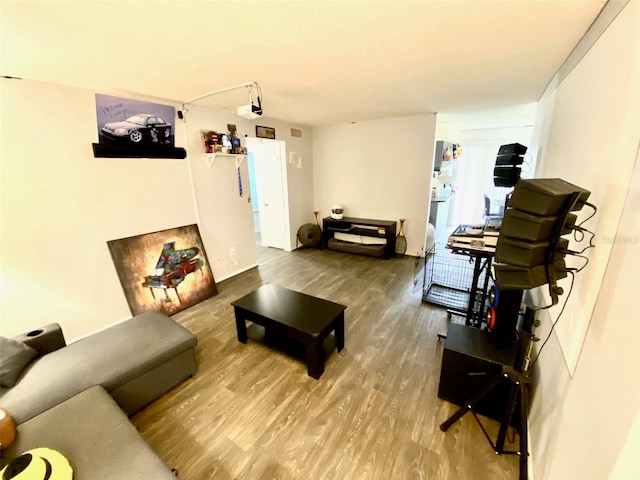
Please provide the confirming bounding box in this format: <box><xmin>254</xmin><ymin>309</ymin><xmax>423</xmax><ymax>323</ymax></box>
<box><xmin>466</xmin><ymin>256</ymin><xmax>492</xmax><ymax>328</ymax></box>
<box><xmin>335</xmin><ymin>312</ymin><xmax>345</xmax><ymax>351</ymax></box>
<box><xmin>478</xmin><ymin>257</ymin><xmax>492</xmax><ymax>323</ymax></box>
<box><xmin>466</xmin><ymin>257</ymin><xmax>482</xmax><ymax>326</ymax></box>
<box><xmin>234</xmin><ymin>307</ymin><xmax>248</xmax><ymax>344</ymax></box>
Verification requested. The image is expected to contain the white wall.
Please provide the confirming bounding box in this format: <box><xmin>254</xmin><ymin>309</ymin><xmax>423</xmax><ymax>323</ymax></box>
<box><xmin>313</xmin><ymin>115</ymin><xmax>436</xmax><ymax>255</ymax></box>
<box><xmin>0</xmin><ymin>78</ymin><xmax>314</xmax><ymax>341</ymax></box>
<box><xmin>183</xmin><ymin>107</ymin><xmax>314</xmax><ymax>257</ymax></box>
<box><xmin>179</xmin><ymin>105</ymin><xmax>257</xmax><ymax>281</ymax></box>
<box><xmin>543</xmin><ymin>152</ymin><xmax>639</xmax><ymax>479</ymax></box>
<box><xmin>528</xmin><ymin>1</ymin><xmax>640</xmax><ymax>478</ymax></box>
<box><xmin>281</xmin><ymin>128</ymin><xmax>315</xmax><ymax>248</ymax></box>
<box><xmin>0</xmin><ymin>78</ymin><xmax>193</xmax><ymax>340</ymax></box>
<box><xmin>530</xmin><ymin>0</ymin><xmax>638</xmax><ymax>373</ymax></box>
<box><xmin>175</xmin><ymin>104</ymin><xmax>313</xmax><ymax>277</ymax></box>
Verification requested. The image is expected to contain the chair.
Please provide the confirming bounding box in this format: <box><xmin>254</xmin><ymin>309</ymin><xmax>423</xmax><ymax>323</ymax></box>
<box><xmin>483</xmin><ymin>194</ymin><xmax>504</xmax><ymax>220</ymax></box>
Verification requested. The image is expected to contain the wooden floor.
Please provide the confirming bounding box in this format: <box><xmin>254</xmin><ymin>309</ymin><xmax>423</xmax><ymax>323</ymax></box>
<box><xmin>132</xmin><ymin>247</ymin><xmax>520</xmax><ymax>480</ymax></box>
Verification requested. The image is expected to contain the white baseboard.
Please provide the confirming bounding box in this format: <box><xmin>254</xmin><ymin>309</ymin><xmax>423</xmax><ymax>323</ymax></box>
<box><xmin>217</xmin><ymin>263</ymin><xmax>259</xmax><ymax>282</ymax></box>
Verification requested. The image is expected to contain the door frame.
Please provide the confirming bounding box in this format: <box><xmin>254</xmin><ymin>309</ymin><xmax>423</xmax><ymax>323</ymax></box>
<box><xmin>246</xmin><ymin>137</ymin><xmax>292</xmax><ymax>252</ymax></box>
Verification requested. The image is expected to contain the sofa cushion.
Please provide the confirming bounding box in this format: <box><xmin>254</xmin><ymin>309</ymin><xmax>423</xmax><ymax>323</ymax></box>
<box><xmin>0</xmin><ymin>311</ymin><xmax>196</xmax><ymax>424</ymax></box>
<box><xmin>0</xmin><ymin>337</ymin><xmax>38</xmax><ymax>387</ymax></box>
<box><xmin>0</xmin><ymin>386</ymin><xmax>177</xmax><ymax>479</ymax></box>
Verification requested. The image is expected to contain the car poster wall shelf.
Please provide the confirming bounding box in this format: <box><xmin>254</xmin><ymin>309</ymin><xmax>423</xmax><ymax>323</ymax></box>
<box><xmin>202</xmin><ymin>153</ymin><xmax>247</xmax><ymax>169</ymax></box>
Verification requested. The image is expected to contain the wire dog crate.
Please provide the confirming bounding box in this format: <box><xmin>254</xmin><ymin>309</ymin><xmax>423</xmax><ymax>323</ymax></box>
<box><xmin>422</xmin><ymin>243</ymin><xmax>490</xmax><ymax>317</ymax></box>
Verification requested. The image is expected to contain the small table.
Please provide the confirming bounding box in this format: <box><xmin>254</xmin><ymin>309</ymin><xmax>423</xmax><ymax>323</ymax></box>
<box><xmin>231</xmin><ymin>284</ymin><xmax>346</xmax><ymax>379</ymax></box>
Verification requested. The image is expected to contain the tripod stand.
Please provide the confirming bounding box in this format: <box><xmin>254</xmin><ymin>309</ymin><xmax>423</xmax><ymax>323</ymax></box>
<box><xmin>440</xmin><ymin>308</ymin><xmax>536</xmax><ymax>480</ymax></box>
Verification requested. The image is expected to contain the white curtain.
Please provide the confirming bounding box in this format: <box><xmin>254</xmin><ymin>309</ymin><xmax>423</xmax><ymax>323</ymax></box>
<box><xmin>449</xmin><ymin>144</ymin><xmax>512</xmax><ymax>226</ymax></box>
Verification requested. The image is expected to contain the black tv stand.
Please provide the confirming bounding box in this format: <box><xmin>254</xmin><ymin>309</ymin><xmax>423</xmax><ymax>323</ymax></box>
<box><xmin>322</xmin><ymin>217</ymin><xmax>397</xmax><ymax>259</ymax></box>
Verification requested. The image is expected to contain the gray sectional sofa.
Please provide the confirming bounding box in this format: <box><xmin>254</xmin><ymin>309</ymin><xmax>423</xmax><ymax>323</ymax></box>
<box><xmin>0</xmin><ymin>311</ymin><xmax>197</xmax><ymax>478</ymax></box>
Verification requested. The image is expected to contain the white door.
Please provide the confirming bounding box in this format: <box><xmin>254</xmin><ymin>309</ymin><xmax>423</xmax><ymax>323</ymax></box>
<box><xmin>247</xmin><ymin>138</ymin><xmax>287</xmax><ymax>249</ymax></box>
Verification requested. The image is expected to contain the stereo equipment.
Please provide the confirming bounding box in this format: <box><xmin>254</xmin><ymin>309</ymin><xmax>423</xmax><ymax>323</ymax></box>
<box><xmin>494</xmin><ymin>178</ymin><xmax>591</xmax><ymax>296</ymax></box>
<box><xmin>441</xmin><ymin>178</ymin><xmax>596</xmax><ymax>480</ymax></box>
<box><xmin>493</xmin><ymin>165</ymin><xmax>522</xmax><ymax>187</ymax></box>
<box><xmin>494</xmin><ymin>143</ymin><xmax>527</xmax><ymax>187</ymax></box>
<box><xmin>498</xmin><ymin>143</ymin><xmax>528</xmax><ymax>155</ymax></box>
<box><xmin>438</xmin><ymin>323</ymin><xmax>520</xmax><ymax>425</ymax></box>
<box><xmin>495</xmin><ymin>153</ymin><xmax>525</xmax><ymax>166</ymax></box>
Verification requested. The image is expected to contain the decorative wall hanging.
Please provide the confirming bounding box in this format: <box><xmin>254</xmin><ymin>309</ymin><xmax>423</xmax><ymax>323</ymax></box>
<box><xmin>107</xmin><ymin>224</ymin><xmax>217</xmax><ymax>316</ymax></box>
<box><xmin>92</xmin><ymin>94</ymin><xmax>186</xmax><ymax>159</ymax></box>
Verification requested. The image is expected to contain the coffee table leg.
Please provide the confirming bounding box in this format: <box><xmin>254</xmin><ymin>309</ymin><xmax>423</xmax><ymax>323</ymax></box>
<box><xmin>335</xmin><ymin>312</ymin><xmax>345</xmax><ymax>352</ymax></box>
<box><xmin>306</xmin><ymin>339</ymin><xmax>324</xmax><ymax>379</ymax></box>
<box><xmin>234</xmin><ymin>307</ymin><xmax>248</xmax><ymax>344</ymax></box>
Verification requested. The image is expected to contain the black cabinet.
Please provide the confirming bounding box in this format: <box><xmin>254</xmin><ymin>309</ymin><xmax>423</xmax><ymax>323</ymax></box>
<box><xmin>322</xmin><ymin>217</ymin><xmax>397</xmax><ymax>259</ymax></box>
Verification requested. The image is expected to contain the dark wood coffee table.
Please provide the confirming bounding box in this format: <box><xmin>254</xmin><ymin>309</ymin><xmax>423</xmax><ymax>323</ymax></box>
<box><xmin>231</xmin><ymin>284</ymin><xmax>346</xmax><ymax>379</ymax></box>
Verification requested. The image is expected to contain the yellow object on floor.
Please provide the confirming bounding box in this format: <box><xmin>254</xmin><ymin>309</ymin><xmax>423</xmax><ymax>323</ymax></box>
<box><xmin>0</xmin><ymin>447</ymin><xmax>73</xmax><ymax>479</ymax></box>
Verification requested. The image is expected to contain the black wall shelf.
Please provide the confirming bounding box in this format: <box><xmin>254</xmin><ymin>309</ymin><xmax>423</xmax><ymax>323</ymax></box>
<box><xmin>92</xmin><ymin>143</ymin><xmax>187</xmax><ymax>159</ymax></box>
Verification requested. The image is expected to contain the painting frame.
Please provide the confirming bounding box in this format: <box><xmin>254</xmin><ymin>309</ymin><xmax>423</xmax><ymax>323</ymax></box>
<box><xmin>93</xmin><ymin>93</ymin><xmax>186</xmax><ymax>159</ymax></box>
<box><xmin>107</xmin><ymin>224</ymin><xmax>218</xmax><ymax>316</ymax></box>
<box><xmin>255</xmin><ymin>125</ymin><xmax>276</xmax><ymax>139</ymax></box>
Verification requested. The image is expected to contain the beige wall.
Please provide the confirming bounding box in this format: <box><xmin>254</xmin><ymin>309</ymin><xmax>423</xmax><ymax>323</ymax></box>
<box><xmin>528</xmin><ymin>1</ymin><xmax>640</xmax><ymax>478</ymax></box>
<box><xmin>312</xmin><ymin>115</ymin><xmax>436</xmax><ymax>256</ymax></box>
<box><xmin>0</xmin><ymin>78</ymin><xmax>314</xmax><ymax>341</ymax></box>
<box><xmin>175</xmin><ymin>104</ymin><xmax>314</xmax><ymax>275</ymax></box>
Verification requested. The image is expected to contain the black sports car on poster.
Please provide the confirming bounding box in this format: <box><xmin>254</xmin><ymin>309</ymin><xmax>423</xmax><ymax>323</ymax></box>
<box><xmin>101</xmin><ymin>114</ymin><xmax>172</xmax><ymax>144</ymax></box>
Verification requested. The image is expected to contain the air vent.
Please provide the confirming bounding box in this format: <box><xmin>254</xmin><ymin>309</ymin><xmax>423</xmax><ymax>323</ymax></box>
<box><xmin>290</xmin><ymin>128</ymin><xmax>303</xmax><ymax>138</ymax></box>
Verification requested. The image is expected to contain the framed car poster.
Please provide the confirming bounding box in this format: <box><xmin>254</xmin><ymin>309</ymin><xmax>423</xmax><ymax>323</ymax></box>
<box><xmin>94</xmin><ymin>94</ymin><xmax>181</xmax><ymax>158</ymax></box>
<box><xmin>255</xmin><ymin>125</ymin><xmax>276</xmax><ymax>139</ymax></box>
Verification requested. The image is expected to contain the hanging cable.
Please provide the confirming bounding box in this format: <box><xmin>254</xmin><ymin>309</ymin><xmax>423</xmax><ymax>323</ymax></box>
<box><xmin>578</xmin><ymin>202</ymin><xmax>598</xmax><ymax>226</ymax></box>
<box><xmin>528</xmin><ymin>271</ymin><xmax>576</xmax><ymax>369</ymax></box>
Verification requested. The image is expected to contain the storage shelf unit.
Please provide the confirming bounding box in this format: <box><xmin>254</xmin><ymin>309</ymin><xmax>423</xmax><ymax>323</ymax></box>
<box><xmin>322</xmin><ymin>217</ymin><xmax>396</xmax><ymax>259</ymax></box>
<box><xmin>202</xmin><ymin>153</ymin><xmax>246</xmax><ymax>169</ymax></box>
<box><xmin>92</xmin><ymin>143</ymin><xmax>186</xmax><ymax>159</ymax></box>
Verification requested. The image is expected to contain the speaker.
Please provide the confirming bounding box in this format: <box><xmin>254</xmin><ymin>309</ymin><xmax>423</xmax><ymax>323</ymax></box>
<box><xmin>493</xmin><ymin>165</ymin><xmax>522</xmax><ymax>187</ymax></box>
<box><xmin>498</xmin><ymin>143</ymin><xmax>528</xmax><ymax>155</ymax></box>
<box><xmin>495</xmin><ymin>153</ymin><xmax>525</xmax><ymax>166</ymax></box>
<box><xmin>494</xmin><ymin>143</ymin><xmax>527</xmax><ymax>187</ymax></box>
<box><xmin>438</xmin><ymin>323</ymin><xmax>520</xmax><ymax>425</ymax></box>
<box><xmin>494</xmin><ymin>178</ymin><xmax>591</xmax><ymax>292</ymax></box>
<box><xmin>508</xmin><ymin>178</ymin><xmax>590</xmax><ymax>216</ymax></box>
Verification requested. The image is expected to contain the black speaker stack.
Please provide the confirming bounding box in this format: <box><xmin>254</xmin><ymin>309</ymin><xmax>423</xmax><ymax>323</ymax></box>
<box><xmin>494</xmin><ymin>143</ymin><xmax>527</xmax><ymax>187</ymax></box>
<box><xmin>439</xmin><ymin>177</ymin><xmax>594</xmax><ymax>480</ymax></box>
<box><xmin>493</xmin><ymin>178</ymin><xmax>591</xmax><ymax>303</ymax></box>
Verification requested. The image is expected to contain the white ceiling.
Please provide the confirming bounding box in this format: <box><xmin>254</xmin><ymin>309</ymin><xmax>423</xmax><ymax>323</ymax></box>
<box><xmin>0</xmin><ymin>1</ymin><xmax>607</xmax><ymax>127</ymax></box>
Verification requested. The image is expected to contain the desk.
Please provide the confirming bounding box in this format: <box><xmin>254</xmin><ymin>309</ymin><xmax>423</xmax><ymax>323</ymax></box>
<box><xmin>446</xmin><ymin>226</ymin><xmax>498</xmax><ymax>328</ymax></box>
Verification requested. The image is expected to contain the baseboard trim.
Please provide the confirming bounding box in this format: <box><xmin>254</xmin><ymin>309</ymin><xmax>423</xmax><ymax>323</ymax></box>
<box><xmin>217</xmin><ymin>263</ymin><xmax>259</xmax><ymax>282</ymax></box>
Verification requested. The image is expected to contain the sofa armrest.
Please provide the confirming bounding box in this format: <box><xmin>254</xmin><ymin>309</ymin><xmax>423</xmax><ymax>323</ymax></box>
<box><xmin>12</xmin><ymin>323</ymin><xmax>66</xmax><ymax>355</ymax></box>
